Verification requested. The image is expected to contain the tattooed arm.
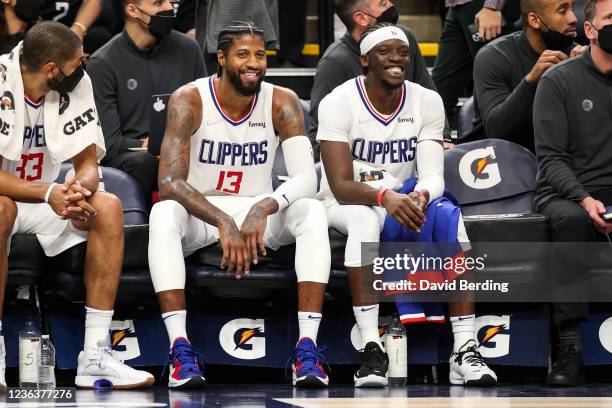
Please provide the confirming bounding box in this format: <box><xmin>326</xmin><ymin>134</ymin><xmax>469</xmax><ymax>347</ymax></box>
<box><xmin>158</xmin><ymin>84</ymin><xmax>250</xmax><ymax>276</ymax></box>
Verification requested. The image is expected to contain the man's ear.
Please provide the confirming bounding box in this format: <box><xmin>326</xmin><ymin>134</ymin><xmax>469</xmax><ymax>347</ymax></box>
<box><xmin>584</xmin><ymin>20</ymin><xmax>596</xmax><ymax>41</ymax></box>
<box><xmin>360</xmin><ymin>54</ymin><xmax>368</xmax><ymax>71</ymax></box>
<box><xmin>217</xmin><ymin>50</ymin><xmax>225</xmax><ymax>69</ymax></box>
<box><xmin>353</xmin><ymin>10</ymin><xmax>370</xmax><ymax>29</ymax></box>
<box><xmin>125</xmin><ymin>3</ymin><xmax>139</xmax><ymax>19</ymax></box>
<box><xmin>526</xmin><ymin>11</ymin><xmax>542</xmax><ymax>30</ymax></box>
<box><xmin>42</xmin><ymin>62</ymin><xmax>56</xmax><ymax>79</ymax></box>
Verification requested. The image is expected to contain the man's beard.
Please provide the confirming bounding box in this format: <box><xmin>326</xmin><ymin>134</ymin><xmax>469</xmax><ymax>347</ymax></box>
<box><xmin>225</xmin><ymin>67</ymin><xmax>263</xmax><ymax>96</ymax></box>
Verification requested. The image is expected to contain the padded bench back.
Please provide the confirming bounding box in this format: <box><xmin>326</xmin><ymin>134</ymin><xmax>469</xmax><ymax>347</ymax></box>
<box><xmin>457</xmin><ymin>95</ymin><xmax>475</xmax><ymax>141</ymax></box>
<box><xmin>444</xmin><ymin>139</ymin><xmax>537</xmax><ymax>215</ymax></box>
<box><xmin>56</xmin><ymin>164</ymin><xmax>148</xmax><ymax>225</ymax></box>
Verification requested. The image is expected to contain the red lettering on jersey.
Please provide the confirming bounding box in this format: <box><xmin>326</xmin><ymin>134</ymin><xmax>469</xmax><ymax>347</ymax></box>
<box><xmin>216</xmin><ymin>171</ymin><xmax>243</xmax><ymax>194</ymax></box>
<box><xmin>15</xmin><ymin>152</ymin><xmax>44</xmax><ymax>181</ymax></box>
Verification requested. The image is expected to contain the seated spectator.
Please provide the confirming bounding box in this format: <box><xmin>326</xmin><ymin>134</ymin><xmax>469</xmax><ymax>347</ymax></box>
<box><xmin>533</xmin><ymin>0</ymin><xmax>612</xmax><ymax>386</ymax></box>
<box><xmin>0</xmin><ymin>0</ymin><xmax>46</xmax><ymax>55</ymax></box>
<box><xmin>0</xmin><ymin>0</ymin><xmax>117</xmax><ymax>56</ymax></box>
<box><xmin>432</xmin><ymin>0</ymin><xmax>520</xmax><ymax>130</ymax></box>
<box><xmin>309</xmin><ymin>0</ymin><xmax>450</xmax><ymax>161</ymax></box>
<box><xmin>87</xmin><ymin>0</ymin><xmax>206</xmax><ymax>209</ymax></box>
<box><xmin>472</xmin><ymin>0</ymin><xmax>586</xmax><ymax>151</ymax></box>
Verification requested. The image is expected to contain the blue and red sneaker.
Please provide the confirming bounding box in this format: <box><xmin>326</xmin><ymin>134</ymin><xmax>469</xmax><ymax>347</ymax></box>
<box><xmin>290</xmin><ymin>338</ymin><xmax>329</xmax><ymax>388</ymax></box>
<box><xmin>167</xmin><ymin>337</ymin><xmax>206</xmax><ymax>389</ymax></box>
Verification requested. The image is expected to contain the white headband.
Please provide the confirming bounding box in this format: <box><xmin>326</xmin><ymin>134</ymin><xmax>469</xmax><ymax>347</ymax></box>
<box><xmin>360</xmin><ymin>26</ymin><xmax>410</xmax><ymax>55</ymax></box>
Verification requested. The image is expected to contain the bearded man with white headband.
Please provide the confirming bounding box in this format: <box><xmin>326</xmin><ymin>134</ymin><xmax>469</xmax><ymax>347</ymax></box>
<box><xmin>316</xmin><ymin>23</ymin><xmax>498</xmax><ymax>387</ymax></box>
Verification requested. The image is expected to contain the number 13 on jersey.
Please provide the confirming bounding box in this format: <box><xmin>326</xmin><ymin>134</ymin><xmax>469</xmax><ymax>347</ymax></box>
<box><xmin>216</xmin><ymin>171</ymin><xmax>243</xmax><ymax>194</ymax></box>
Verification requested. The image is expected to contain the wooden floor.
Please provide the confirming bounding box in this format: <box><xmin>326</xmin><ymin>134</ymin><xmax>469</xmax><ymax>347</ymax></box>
<box><xmin>5</xmin><ymin>385</ymin><xmax>612</xmax><ymax>408</ymax></box>
<box><xmin>276</xmin><ymin>397</ymin><xmax>612</xmax><ymax>408</ymax></box>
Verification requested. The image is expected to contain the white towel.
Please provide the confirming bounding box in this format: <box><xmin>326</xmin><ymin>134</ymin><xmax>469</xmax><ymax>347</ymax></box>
<box><xmin>0</xmin><ymin>42</ymin><xmax>105</xmax><ymax>163</ymax></box>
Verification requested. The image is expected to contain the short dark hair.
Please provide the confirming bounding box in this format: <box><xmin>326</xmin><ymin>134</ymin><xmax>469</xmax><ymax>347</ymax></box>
<box><xmin>21</xmin><ymin>21</ymin><xmax>81</xmax><ymax>72</ymax></box>
<box><xmin>585</xmin><ymin>0</ymin><xmax>600</xmax><ymax>21</ymax></box>
<box><xmin>520</xmin><ymin>0</ymin><xmax>543</xmax><ymax>19</ymax></box>
<box><xmin>216</xmin><ymin>21</ymin><xmax>265</xmax><ymax>77</ymax></box>
<box><xmin>335</xmin><ymin>0</ymin><xmax>367</xmax><ymax>32</ymax></box>
<box><xmin>359</xmin><ymin>21</ymin><xmax>394</xmax><ymax>44</ymax></box>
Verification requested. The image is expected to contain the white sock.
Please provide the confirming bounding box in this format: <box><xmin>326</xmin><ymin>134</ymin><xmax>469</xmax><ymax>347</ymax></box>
<box><xmin>353</xmin><ymin>305</ymin><xmax>382</xmax><ymax>349</ymax></box>
<box><xmin>450</xmin><ymin>314</ymin><xmax>476</xmax><ymax>353</ymax></box>
<box><xmin>84</xmin><ymin>306</ymin><xmax>113</xmax><ymax>354</ymax></box>
<box><xmin>0</xmin><ymin>320</ymin><xmax>3</xmax><ymax>334</ymax></box>
<box><xmin>298</xmin><ymin>311</ymin><xmax>321</xmax><ymax>344</ymax></box>
<box><xmin>162</xmin><ymin>310</ymin><xmax>188</xmax><ymax>347</ymax></box>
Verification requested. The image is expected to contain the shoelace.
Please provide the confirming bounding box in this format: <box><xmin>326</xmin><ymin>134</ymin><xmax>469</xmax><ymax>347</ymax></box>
<box><xmin>454</xmin><ymin>344</ymin><xmax>486</xmax><ymax>367</ymax></box>
<box><xmin>285</xmin><ymin>344</ymin><xmax>330</xmax><ymax>378</ymax></box>
<box><xmin>93</xmin><ymin>347</ymin><xmax>114</xmax><ymax>370</ymax></box>
<box><xmin>359</xmin><ymin>346</ymin><xmax>386</xmax><ymax>370</ymax></box>
<box><xmin>161</xmin><ymin>343</ymin><xmax>205</xmax><ymax>380</ymax></box>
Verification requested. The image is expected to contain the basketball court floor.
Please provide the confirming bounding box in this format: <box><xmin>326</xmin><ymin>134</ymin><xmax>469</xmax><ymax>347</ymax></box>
<box><xmin>4</xmin><ymin>384</ymin><xmax>612</xmax><ymax>407</ymax></box>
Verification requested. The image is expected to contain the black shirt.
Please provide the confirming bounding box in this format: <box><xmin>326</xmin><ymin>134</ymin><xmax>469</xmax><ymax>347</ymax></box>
<box><xmin>0</xmin><ymin>32</ymin><xmax>25</xmax><ymax>56</ymax></box>
<box><xmin>87</xmin><ymin>29</ymin><xmax>206</xmax><ymax>161</ymax></box>
<box><xmin>40</xmin><ymin>0</ymin><xmax>83</xmax><ymax>26</ymax></box>
<box><xmin>534</xmin><ymin>49</ymin><xmax>612</xmax><ymax>209</ymax></box>
<box><xmin>473</xmin><ymin>31</ymin><xmax>575</xmax><ymax>152</ymax></box>
<box><xmin>309</xmin><ymin>27</ymin><xmax>446</xmax><ymax>160</ymax></box>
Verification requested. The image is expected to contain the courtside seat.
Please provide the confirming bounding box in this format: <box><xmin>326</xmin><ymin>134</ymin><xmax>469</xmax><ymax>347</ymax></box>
<box><xmin>185</xmin><ymin>229</ymin><xmax>349</xmax><ymax>298</ymax></box>
<box><xmin>43</xmin><ymin>165</ymin><xmax>152</xmax><ymax>303</ymax></box>
<box><xmin>457</xmin><ymin>95</ymin><xmax>476</xmax><ymax>141</ymax></box>
<box><xmin>7</xmin><ymin>233</ymin><xmax>45</xmax><ymax>288</ymax></box>
<box><xmin>445</xmin><ymin>139</ymin><xmax>550</xmax><ymax>299</ymax></box>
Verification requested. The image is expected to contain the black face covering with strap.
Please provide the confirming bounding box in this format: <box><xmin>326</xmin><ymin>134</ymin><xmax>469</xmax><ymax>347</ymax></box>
<box><xmin>49</xmin><ymin>64</ymin><xmax>85</xmax><ymax>94</ymax></box>
<box><xmin>136</xmin><ymin>7</ymin><xmax>176</xmax><ymax>40</ymax></box>
<box><xmin>595</xmin><ymin>24</ymin><xmax>612</xmax><ymax>54</ymax></box>
<box><xmin>538</xmin><ymin>15</ymin><xmax>575</xmax><ymax>51</ymax></box>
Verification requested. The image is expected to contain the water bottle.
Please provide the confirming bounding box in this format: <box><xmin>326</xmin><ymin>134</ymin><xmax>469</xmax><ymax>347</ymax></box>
<box><xmin>19</xmin><ymin>318</ymin><xmax>40</xmax><ymax>387</ymax></box>
<box><xmin>385</xmin><ymin>316</ymin><xmax>407</xmax><ymax>386</ymax></box>
<box><xmin>38</xmin><ymin>335</ymin><xmax>56</xmax><ymax>389</ymax></box>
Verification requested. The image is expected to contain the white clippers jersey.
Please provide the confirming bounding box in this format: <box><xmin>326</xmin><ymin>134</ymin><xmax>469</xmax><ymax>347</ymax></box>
<box><xmin>1</xmin><ymin>96</ymin><xmax>61</xmax><ymax>183</ymax></box>
<box><xmin>316</xmin><ymin>76</ymin><xmax>445</xmax><ymax>200</ymax></box>
<box><xmin>188</xmin><ymin>76</ymin><xmax>278</xmax><ymax>197</ymax></box>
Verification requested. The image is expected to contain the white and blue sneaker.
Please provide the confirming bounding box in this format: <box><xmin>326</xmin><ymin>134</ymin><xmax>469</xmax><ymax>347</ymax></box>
<box><xmin>75</xmin><ymin>344</ymin><xmax>154</xmax><ymax>389</ymax></box>
<box><xmin>290</xmin><ymin>338</ymin><xmax>329</xmax><ymax>388</ymax></box>
<box><xmin>167</xmin><ymin>337</ymin><xmax>206</xmax><ymax>389</ymax></box>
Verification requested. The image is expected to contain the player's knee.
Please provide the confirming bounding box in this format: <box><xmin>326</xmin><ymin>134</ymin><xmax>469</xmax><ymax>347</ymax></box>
<box><xmin>149</xmin><ymin>200</ymin><xmax>183</xmax><ymax>236</ymax></box>
<box><xmin>346</xmin><ymin>206</ymin><xmax>382</xmax><ymax>243</ymax></box>
<box><xmin>297</xmin><ymin>198</ymin><xmax>328</xmax><ymax>231</ymax></box>
<box><xmin>0</xmin><ymin>197</ymin><xmax>17</xmax><ymax>238</ymax></box>
<box><xmin>94</xmin><ymin>192</ymin><xmax>123</xmax><ymax>220</ymax></box>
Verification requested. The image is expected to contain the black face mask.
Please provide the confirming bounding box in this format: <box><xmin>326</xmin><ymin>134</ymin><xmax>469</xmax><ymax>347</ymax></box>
<box><xmin>136</xmin><ymin>7</ymin><xmax>175</xmax><ymax>39</ymax></box>
<box><xmin>538</xmin><ymin>16</ymin><xmax>575</xmax><ymax>51</ymax></box>
<box><xmin>359</xmin><ymin>5</ymin><xmax>399</xmax><ymax>26</ymax></box>
<box><xmin>14</xmin><ymin>0</ymin><xmax>46</xmax><ymax>22</ymax></box>
<box><xmin>49</xmin><ymin>63</ymin><xmax>85</xmax><ymax>94</ymax></box>
<box><xmin>376</xmin><ymin>5</ymin><xmax>399</xmax><ymax>25</ymax></box>
<box><xmin>595</xmin><ymin>24</ymin><xmax>612</xmax><ymax>54</ymax></box>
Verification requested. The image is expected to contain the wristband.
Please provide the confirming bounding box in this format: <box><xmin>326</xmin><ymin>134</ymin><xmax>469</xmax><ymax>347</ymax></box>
<box><xmin>44</xmin><ymin>183</ymin><xmax>57</xmax><ymax>204</ymax></box>
<box><xmin>72</xmin><ymin>22</ymin><xmax>87</xmax><ymax>34</ymax></box>
<box><xmin>377</xmin><ymin>188</ymin><xmax>389</xmax><ymax>207</ymax></box>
